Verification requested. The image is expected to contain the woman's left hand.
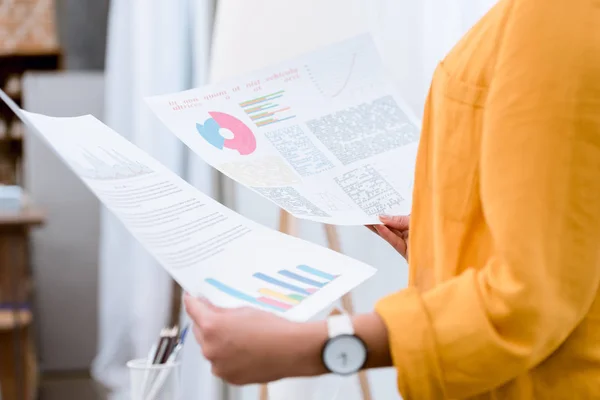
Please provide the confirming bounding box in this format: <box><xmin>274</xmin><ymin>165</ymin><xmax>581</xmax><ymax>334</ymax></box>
<box><xmin>184</xmin><ymin>294</ymin><xmax>326</xmax><ymax>385</ymax></box>
<box><xmin>367</xmin><ymin>215</ymin><xmax>410</xmax><ymax>260</ymax></box>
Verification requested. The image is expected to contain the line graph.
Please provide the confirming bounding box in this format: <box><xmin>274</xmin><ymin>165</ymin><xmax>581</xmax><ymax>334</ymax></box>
<box><xmin>305</xmin><ymin>51</ymin><xmax>371</xmax><ymax>98</ymax></box>
<box><xmin>73</xmin><ymin>147</ymin><xmax>154</xmax><ymax>180</ymax></box>
<box><xmin>304</xmin><ymin>43</ymin><xmax>381</xmax><ymax>99</ymax></box>
<box><xmin>305</xmin><ymin>53</ymin><xmax>357</xmax><ymax>98</ymax></box>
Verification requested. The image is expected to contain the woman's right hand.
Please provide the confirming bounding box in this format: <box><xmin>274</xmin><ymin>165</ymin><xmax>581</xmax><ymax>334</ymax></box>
<box><xmin>367</xmin><ymin>215</ymin><xmax>410</xmax><ymax>260</ymax></box>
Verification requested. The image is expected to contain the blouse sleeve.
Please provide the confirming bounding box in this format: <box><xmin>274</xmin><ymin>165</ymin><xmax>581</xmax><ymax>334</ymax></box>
<box><xmin>375</xmin><ymin>0</ymin><xmax>600</xmax><ymax>398</ymax></box>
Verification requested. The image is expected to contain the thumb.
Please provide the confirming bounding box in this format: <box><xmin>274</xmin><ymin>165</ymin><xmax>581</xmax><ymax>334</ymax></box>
<box><xmin>184</xmin><ymin>294</ymin><xmax>215</xmax><ymax>323</ymax></box>
<box><xmin>196</xmin><ymin>296</ymin><xmax>223</xmax><ymax>313</ymax></box>
<box><xmin>379</xmin><ymin>215</ymin><xmax>410</xmax><ymax>230</ymax></box>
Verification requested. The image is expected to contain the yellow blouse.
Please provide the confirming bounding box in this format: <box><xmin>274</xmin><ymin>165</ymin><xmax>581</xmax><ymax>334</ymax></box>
<box><xmin>375</xmin><ymin>0</ymin><xmax>600</xmax><ymax>398</ymax></box>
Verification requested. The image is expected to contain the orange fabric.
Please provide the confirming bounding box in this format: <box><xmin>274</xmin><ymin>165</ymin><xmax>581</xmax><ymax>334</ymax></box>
<box><xmin>374</xmin><ymin>0</ymin><xmax>600</xmax><ymax>398</ymax></box>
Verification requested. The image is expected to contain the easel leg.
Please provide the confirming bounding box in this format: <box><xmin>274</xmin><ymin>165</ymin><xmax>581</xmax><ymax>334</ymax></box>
<box><xmin>278</xmin><ymin>209</ymin><xmax>297</xmax><ymax>236</ymax></box>
<box><xmin>260</xmin><ymin>210</ymin><xmax>296</xmax><ymax>400</ymax></box>
<box><xmin>260</xmin><ymin>213</ymin><xmax>373</xmax><ymax>400</ymax></box>
<box><xmin>324</xmin><ymin>224</ymin><xmax>373</xmax><ymax>400</ymax></box>
<box><xmin>259</xmin><ymin>383</ymin><xmax>269</xmax><ymax>400</ymax></box>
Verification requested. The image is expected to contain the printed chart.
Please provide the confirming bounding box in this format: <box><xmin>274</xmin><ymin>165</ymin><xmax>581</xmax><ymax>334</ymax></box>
<box><xmin>146</xmin><ymin>34</ymin><xmax>421</xmax><ymax>225</ymax></box>
<box><xmin>239</xmin><ymin>90</ymin><xmax>296</xmax><ymax>128</ymax></box>
<box><xmin>205</xmin><ymin>264</ymin><xmax>338</xmax><ymax>313</ymax></box>
<box><xmin>74</xmin><ymin>147</ymin><xmax>153</xmax><ymax>180</ymax></box>
<box><xmin>196</xmin><ymin>111</ymin><xmax>257</xmax><ymax>155</ymax></box>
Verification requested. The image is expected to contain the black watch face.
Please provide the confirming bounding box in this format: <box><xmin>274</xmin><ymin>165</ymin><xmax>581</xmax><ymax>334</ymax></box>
<box><xmin>322</xmin><ymin>335</ymin><xmax>367</xmax><ymax>375</ymax></box>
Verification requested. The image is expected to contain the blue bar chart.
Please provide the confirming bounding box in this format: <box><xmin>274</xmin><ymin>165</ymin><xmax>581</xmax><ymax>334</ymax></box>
<box><xmin>205</xmin><ymin>265</ymin><xmax>339</xmax><ymax>313</ymax></box>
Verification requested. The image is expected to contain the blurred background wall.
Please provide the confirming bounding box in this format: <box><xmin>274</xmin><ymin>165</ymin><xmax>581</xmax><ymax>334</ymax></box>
<box><xmin>55</xmin><ymin>0</ymin><xmax>109</xmax><ymax>70</ymax></box>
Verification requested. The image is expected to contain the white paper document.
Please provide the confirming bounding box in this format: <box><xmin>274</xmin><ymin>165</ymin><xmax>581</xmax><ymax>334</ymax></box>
<box><xmin>146</xmin><ymin>34</ymin><xmax>420</xmax><ymax>225</ymax></box>
<box><xmin>6</xmin><ymin>103</ymin><xmax>375</xmax><ymax>321</ymax></box>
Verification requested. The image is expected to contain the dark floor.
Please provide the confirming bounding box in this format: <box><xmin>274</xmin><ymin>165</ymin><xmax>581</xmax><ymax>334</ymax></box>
<box><xmin>39</xmin><ymin>372</ymin><xmax>105</xmax><ymax>400</ymax></box>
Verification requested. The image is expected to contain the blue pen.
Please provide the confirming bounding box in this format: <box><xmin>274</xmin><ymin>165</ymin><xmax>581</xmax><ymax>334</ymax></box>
<box><xmin>168</xmin><ymin>324</ymin><xmax>190</xmax><ymax>361</ymax></box>
<box><xmin>179</xmin><ymin>324</ymin><xmax>190</xmax><ymax>344</ymax></box>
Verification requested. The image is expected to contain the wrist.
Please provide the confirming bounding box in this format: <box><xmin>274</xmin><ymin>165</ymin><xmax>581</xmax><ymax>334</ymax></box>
<box><xmin>283</xmin><ymin>320</ymin><xmax>328</xmax><ymax>377</ymax></box>
<box><xmin>352</xmin><ymin>312</ymin><xmax>392</xmax><ymax>369</ymax></box>
<box><xmin>279</xmin><ymin>312</ymin><xmax>392</xmax><ymax>379</ymax></box>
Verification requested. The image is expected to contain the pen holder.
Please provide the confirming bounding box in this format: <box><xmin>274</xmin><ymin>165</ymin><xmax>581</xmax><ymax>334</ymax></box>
<box><xmin>127</xmin><ymin>358</ymin><xmax>182</xmax><ymax>400</ymax></box>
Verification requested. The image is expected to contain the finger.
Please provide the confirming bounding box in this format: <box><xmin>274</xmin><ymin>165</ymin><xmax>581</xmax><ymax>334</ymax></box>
<box><xmin>196</xmin><ymin>297</ymin><xmax>224</xmax><ymax>313</ymax></box>
<box><xmin>388</xmin><ymin>226</ymin><xmax>405</xmax><ymax>237</ymax></box>
<box><xmin>379</xmin><ymin>215</ymin><xmax>410</xmax><ymax>230</ymax></box>
<box><xmin>374</xmin><ymin>225</ymin><xmax>405</xmax><ymax>250</ymax></box>
<box><xmin>192</xmin><ymin>323</ymin><xmax>205</xmax><ymax>347</ymax></box>
<box><xmin>184</xmin><ymin>294</ymin><xmax>212</xmax><ymax>324</ymax></box>
<box><xmin>365</xmin><ymin>225</ymin><xmax>380</xmax><ymax>235</ymax></box>
<box><xmin>376</xmin><ymin>225</ymin><xmax>408</xmax><ymax>255</ymax></box>
<box><xmin>185</xmin><ymin>294</ymin><xmax>223</xmax><ymax>315</ymax></box>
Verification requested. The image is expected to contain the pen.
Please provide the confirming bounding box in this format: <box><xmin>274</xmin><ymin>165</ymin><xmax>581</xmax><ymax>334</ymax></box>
<box><xmin>140</xmin><ymin>343</ymin><xmax>158</xmax><ymax>398</ymax></box>
<box><xmin>179</xmin><ymin>324</ymin><xmax>189</xmax><ymax>344</ymax></box>
<box><xmin>145</xmin><ymin>325</ymin><xmax>189</xmax><ymax>400</ymax></box>
<box><xmin>159</xmin><ymin>326</ymin><xmax>179</xmax><ymax>364</ymax></box>
<box><xmin>152</xmin><ymin>329</ymin><xmax>170</xmax><ymax>364</ymax></box>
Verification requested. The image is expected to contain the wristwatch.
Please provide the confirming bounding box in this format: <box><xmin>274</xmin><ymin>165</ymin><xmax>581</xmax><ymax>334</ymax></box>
<box><xmin>321</xmin><ymin>314</ymin><xmax>368</xmax><ymax>375</ymax></box>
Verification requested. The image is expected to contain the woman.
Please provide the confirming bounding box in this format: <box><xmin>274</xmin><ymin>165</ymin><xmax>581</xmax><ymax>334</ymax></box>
<box><xmin>184</xmin><ymin>0</ymin><xmax>600</xmax><ymax>398</ymax></box>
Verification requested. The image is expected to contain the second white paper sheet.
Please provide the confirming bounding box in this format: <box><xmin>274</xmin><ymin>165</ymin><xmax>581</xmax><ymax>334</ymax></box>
<box><xmin>15</xmin><ymin>107</ymin><xmax>375</xmax><ymax>322</ymax></box>
<box><xmin>146</xmin><ymin>34</ymin><xmax>421</xmax><ymax>225</ymax></box>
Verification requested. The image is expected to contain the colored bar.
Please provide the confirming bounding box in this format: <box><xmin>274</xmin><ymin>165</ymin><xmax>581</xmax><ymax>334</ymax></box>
<box><xmin>262</xmin><ymin>94</ymin><xmax>283</xmax><ymax>102</ymax></box>
<box><xmin>288</xmin><ymin>294</ymin><xmax>306</xmax><ymax>302</ymax></box>
<box><xmin>239</xmin><ymin>90</ymin><xmax>284</xmax><ymax>107</ymax></box>
<box><xmin>205</xmin><ymin>278</ymin><xmax>285</xmax><ymax>312</ymax></box>
<box><xmin>244</xmin><ymin>103</ymin><xmax>273</xmax><ymax>113</ymax></box>
<box><xmin>242</xmin><ymin>94</ymin><xmax>284</xmax><ymax>108</ymax></box>
<box><xmin>259</xmin><ymin>288</ymin><xmax>300</xmax><ymax>304</ymax></box>
<box><xmin>245</xmin><ymin>104</ymin><xmax>278</xmax><ymax>114</ymax></box>
<box><xmin>278</xmin><ymin>270</ymin><xmax>325</xmax><ymax>288</ymax></box>
<box><xmin>256</xmin><ymin>115</ymin><xmax>296</xmax><ymax>127</ymax></box>
<box><xmin>306</xmin><ymin>288</ymin><xmax>318</xmax><ymax>294</ymax></box>
<box><xmin>253</xmin><ymin>108</ymin><xmax>291</xmax><ymax>120</ymax></box>
<box><xmin>251</xmin><ymin>107</ymin><xmax>293</xmax><ymax>121</ymax></box>
<box><xmin>239</xmin><ymin>96</ymin><xmax>270</xmax><ymax>108</ymax></box>
<box><xmin>256</xmin><ymin>118</ymin><xmax>275</xmax><ymax>126</ymax></box>
<box><xmin>250</xmin><ymin>111</ymin><xmax>273</xmax><ymax>120</ymax></box>
<box><xmin>257</xmin><ymin>297</ymin><xmax>293</xmax><ymax>310</ymax></box>
<box><xmin>297</xmin><ymin>265</ymin><xmax>336</xmax><ymax>281</ymax></box>
<box><xmin>253</xmin><ymin>273</ymin><xmax>311</xmax><ymax>295</ymax></box>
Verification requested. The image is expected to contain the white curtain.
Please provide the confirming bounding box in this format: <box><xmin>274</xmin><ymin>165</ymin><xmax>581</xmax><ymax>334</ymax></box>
<box><xmin>208</xmin><ymin>1</ymin><xmax>497</xmax><ymax>399</ymax></box>
<box><xmin>91</xmin><ymin>1</ymin><xmax>219</xmax><ymax>399</ymax></box>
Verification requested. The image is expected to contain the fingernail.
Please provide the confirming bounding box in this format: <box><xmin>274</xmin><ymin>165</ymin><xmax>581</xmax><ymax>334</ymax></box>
<box><xmin>379</xmin><ymin>215</ymin><xmax>390</xmax><ymax>221</ymax></box>
<box><xmin>184</xmin><ymin>293</ymin><xmax>195</xmax><ymax>305</ymax></box>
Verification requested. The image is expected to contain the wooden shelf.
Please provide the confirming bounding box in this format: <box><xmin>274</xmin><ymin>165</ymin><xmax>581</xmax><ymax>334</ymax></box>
<box><xmin>0</xmin><ymin>309</ymin><xmax>38</xmax><ymax>400</ymax></box>
<box><xmin>0</xmin><ymin>48</ymin><xmax>61</xmax><ymax>58</ymax></box>
<box><xmin>0</xmin><ymin>309</ymin><xmax>32</xmax><ymax>330</ymax></box>
<box><xmin>0</xmin><ymin>136</ymin><xmax>22</xmax><ymax>143</ymax></box>
<box><xmin>0</xmin><ymin>207</ymin><xmax>45</xmax><ymax>227</ymax></box>
<box><xmin>0</xmin><ymin>31</ymin><xmax>61</xmax><ymax>399</ymax></box>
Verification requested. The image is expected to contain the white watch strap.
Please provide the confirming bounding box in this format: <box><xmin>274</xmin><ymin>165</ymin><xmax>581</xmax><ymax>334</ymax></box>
<box><xmin>327</xmin><ymin>313</ymin><xmax>354</xmax><ymax>338</ymax></box>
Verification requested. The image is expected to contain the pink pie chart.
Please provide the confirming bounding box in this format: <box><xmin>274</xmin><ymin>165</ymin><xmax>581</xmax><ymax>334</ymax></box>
<box><xmin>209</xmin><ymin>111</ymin><xmax>256</xmax><ymax>155</ymax></box>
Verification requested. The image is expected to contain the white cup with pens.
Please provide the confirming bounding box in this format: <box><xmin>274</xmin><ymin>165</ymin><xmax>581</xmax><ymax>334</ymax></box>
<box><xmin>127</xmin><ymin>325</ymin><xmax>189</xmax><ymax>400</ymax></box>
